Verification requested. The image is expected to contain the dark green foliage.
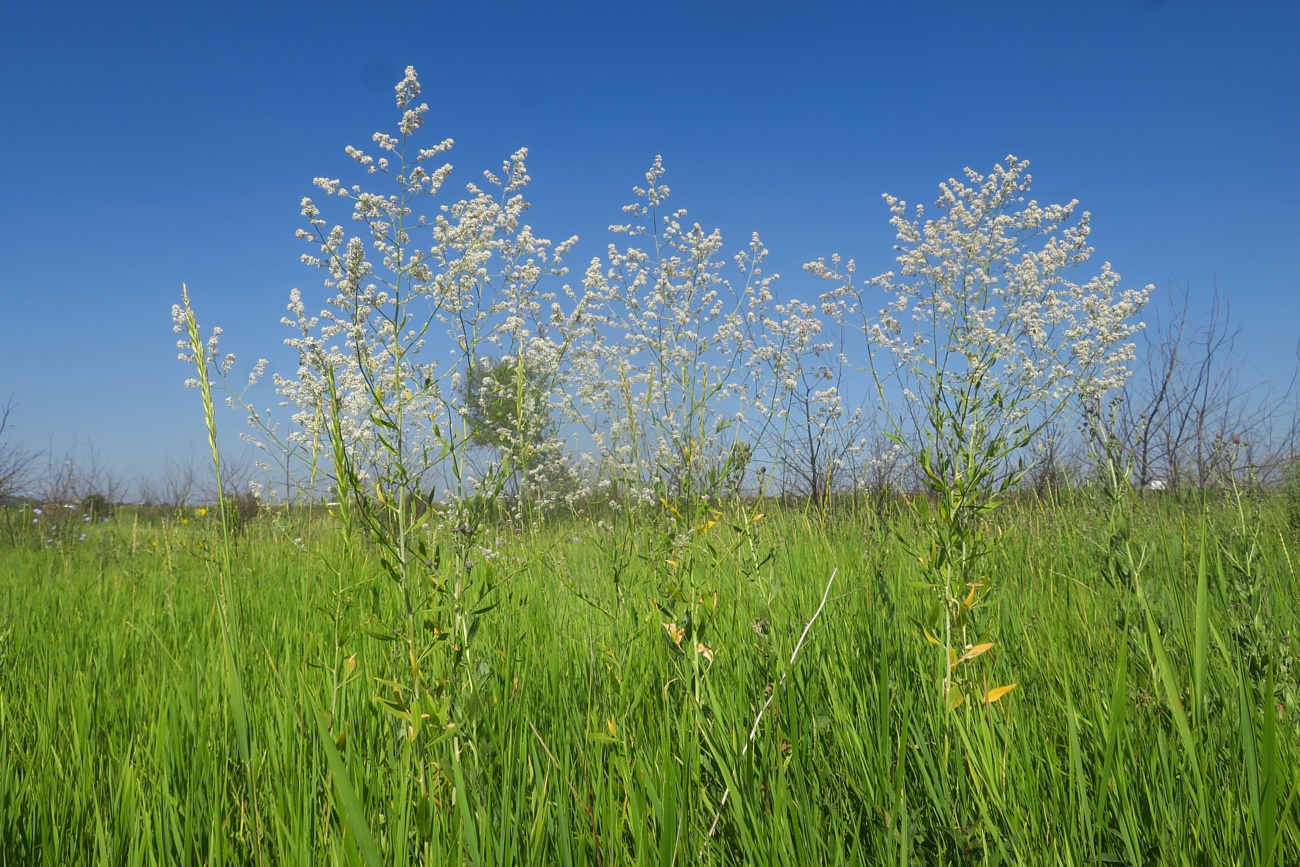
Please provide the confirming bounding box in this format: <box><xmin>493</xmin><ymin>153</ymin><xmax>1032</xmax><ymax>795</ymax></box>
<box><xmin>77</xmin><ymin>490</ymin><xmax>112</xmax><ymax>519</ymax></box>
<box><xmin>463</xmin><ymin>354</ymin><xmax>555</xmax><ymax>455</ymax></box>
<box><xmin>1282</xmin><ymin>456</ymin><xmax>1300</xmax><ymax>538</ymax></box>
<box><xmin>220</xmin><ymin>490</ymin><xmax>261</xmax><ymax>534</ymax></box>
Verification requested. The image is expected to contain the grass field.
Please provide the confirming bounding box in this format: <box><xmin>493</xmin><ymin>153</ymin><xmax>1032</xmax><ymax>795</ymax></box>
<box><xmin>0</xmin><ymin>489</ymin><xmax>1297</xmax><ymax>864</ymax></box>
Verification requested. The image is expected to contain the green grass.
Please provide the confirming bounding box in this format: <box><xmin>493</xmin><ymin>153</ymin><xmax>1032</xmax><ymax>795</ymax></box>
<box><xmin>0</xmin><ymin>493</ymin><xmax>1297</xmax><ymax>864</ymax></box>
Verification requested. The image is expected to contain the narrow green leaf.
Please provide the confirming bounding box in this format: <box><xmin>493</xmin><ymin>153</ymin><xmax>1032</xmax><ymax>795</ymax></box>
<box><xmin>313</xmin><ymin>706</ymin><xmax>381</xmax><ymax>867</ymax></box>
<box><xmin>1193</xmin><ymin>530</ymin><xmax>1208</xmax><ymax>728</ymax></box>
<box><xmin>369</xmin><ymin>411</ymin><xmax>399</xmax><ymax>430</ymax></box>
<box><xmin>1136</xmin><ymin>577</ymin><xmax>1208</xmax><ymax>846</ymax></box>
<box><xmin>451</xmin><ymin>742</ymin><xmax>483</xmax><ymax>866</ymax></box>
<box><xmin>1092</xmin><ymin>624</ymin><xmax>1128</xmax><ymax>827</ymax></box>
<box><xmin>1066</xmin><ymin>693</ymin><xmax>1093</xmax><ymax>842</ymax></box>
<box><xmin>220</xmin><ymin>616</ymin><xmax>250</xmax><ymax>764</ymax></box>
<box><xmin>1260</xmin><ymin>666</ymin><xmax>1278</xmax><ymax>865</ymax></box>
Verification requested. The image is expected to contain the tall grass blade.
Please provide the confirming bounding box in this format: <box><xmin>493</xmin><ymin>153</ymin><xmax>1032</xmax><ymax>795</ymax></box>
<box><xmin>312</xmin><ymin>706</ymin><xmax>380</xmax><ymax>867</ymax></box>
<box><xmin>221</xmin><ymin>616</ymin><xmax>250</xmax><ymax>766</ymax></box>
<box><xmin>1193</xmin><ymin>529</ymin><xmax>1209</xmax><ymax>728</ymax></box>
<box><xmin>452</xmin><ymin>741</ymin><xmax>484</xmax><ymax>866</ymax></box>
<box><xmin>1136</xmin><ymin>569</ymin><xmax>1211</xmax><ymax>857</ymax></box>
<box><xmin>1092</xmin><ymin>619</ymin><xmax>1129</xmax><ymax>836</ymax></box>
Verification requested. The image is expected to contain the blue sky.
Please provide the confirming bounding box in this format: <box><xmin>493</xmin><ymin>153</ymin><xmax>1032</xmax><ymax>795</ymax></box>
<box><xmin>1</xmin><ymin>0</ymin><xmax>1297</xmax><ymax>494</ymax></box>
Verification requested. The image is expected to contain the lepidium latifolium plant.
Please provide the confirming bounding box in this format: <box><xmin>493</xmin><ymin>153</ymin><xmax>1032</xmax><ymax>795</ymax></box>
<box><xmin>569</xmin><ymin>161</ymin><xmax>787</xmax><ymax>832</ymax></box>
<box><xmin>180</xmin><ymin>65</ymin><xmax>593</xmax><ymax>834</ymax></box>
<box><xmin>576</xmin><ymin>158</ymin><xmax>774</xmax><ymax>507</ymax></box>
<box><xmin>810</xmin><ymin>156</ymin><xmax>1152</xmax><ymax>706</ymax></box>
<box><xmin>574</xmin><ymin>159</ymin><xmax>779</xmax><ymax>638</ymax></box>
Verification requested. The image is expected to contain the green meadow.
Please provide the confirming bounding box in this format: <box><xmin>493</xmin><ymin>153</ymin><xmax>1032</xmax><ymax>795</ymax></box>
<box><xmin>3</xmin><ymin>71</ymin><xmax>1294</xmax><ymax>865</ymax></box>
<box><xmin>1</xmin><ymin>491</ymin><xmax>1296</xmax><ymax>865</ymax></box>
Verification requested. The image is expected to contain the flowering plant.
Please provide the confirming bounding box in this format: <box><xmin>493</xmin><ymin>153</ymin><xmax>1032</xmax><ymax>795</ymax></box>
<box><xmin>575</xmin><ymin>158</ymin><xmax>775</xmax><ymax>507</ymax></box>
<box><xmin>810</xmin><ymin>156</ymin><xmax>1151</xmax><ymax>699</ymax></box>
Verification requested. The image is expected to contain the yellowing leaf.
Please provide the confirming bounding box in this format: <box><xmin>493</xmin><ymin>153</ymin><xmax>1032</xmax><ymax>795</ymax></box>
<box><xmin>696</xmin><ymin>642</ymin><xmax>715</xmax><ymax>669</ymax></box>
<box><xmin>956</xmin><ymin>642</ymin><xmax>995</xmax><ymax>664</ymax></box>
<box><xmin>963</xmin><ymin>583</ymin><xmax>982</xmax><ymax>609</ymax></box>
<box><xmin>606</xmin><ymin>715</ymin><xmax>617</xmax><ymax>737</ymax></box>
<box><xmin>662</xmin><ymin>622</ymin><xmax>685</xmax><ymax>647</ymax></box>
<box><xmin>749</xmin><ymin>512</ymin><xmax>765</xmax><ymax>523</ymax></box>
<box><xmin>984</xmin><ymin>684</ymin><xmax>1017</xmax><ymax>704</ymax></box>
<box><xmin>666</xmin><ymin>559</ymin><xmax>680</xmax><ymax>568</ymax></box>
<box><xmin>946</xmin><ymin>688</ymin><xmax>966</xmax><ymax>710</ymax></box>
<box><xmin>696</xmin><ymin>513</ymin><xmax>721</xmax><ymax>535</ymax></box>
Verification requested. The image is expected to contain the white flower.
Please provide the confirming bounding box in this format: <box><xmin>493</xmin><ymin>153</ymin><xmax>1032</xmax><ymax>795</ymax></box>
<box><xmin>806</xmin><ymin>155</ymin><xmax>1150</xmax><ymax>488</ymax></box>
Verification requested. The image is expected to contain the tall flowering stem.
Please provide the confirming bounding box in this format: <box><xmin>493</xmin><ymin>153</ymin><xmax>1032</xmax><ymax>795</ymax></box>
<box><xmin>278</xmin><ymin>68</ymin><xmax>596</xmax><ymax>800</ymax></box>
<box><xmin>810</xmin><ymin>156</ymin><xmax>1151</xmax><ymax>701</ymax></box>
<box><xmin>569</xmin><ymin>162</ymin><xmax>782</xmax><ymax>809</ymax></box>
<box><xmin>576</xmin><ymin>158</ymin><xmax>775</xmax><ymax>508</ymax></box>
<box><xmin>172</xmin><ymin>286</ymin><xmax>264</xmax><ymax>861</ymax></box>
<box><xmin>186</xmin><ymin>67</ymin><xmax>593</xmax><ymax>817</ymax></box>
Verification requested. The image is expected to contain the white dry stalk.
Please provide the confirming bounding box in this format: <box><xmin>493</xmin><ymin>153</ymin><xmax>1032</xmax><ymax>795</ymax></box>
<box><xmin>705</xmin><ymin>566</ymin><xmax>838</xmax><ymax>841</ymax></box>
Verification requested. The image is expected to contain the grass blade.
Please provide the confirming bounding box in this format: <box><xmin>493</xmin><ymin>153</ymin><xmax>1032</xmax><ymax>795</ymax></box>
<box><xmin>312</xmin><ymin>705</ymin><xmax>380</xmax><ymax>867</ymax></box>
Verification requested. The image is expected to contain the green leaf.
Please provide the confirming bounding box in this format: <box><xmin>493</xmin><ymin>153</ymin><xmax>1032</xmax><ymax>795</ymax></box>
<box><xmin>1193</xmin><ymin>529</ymin><xmax>1209</xmax><ymax>728</ymax></box>
<box><xmin>313</xmin><ymin>706</ymin><xmax>381</xmax><ymax>867</ymax></box>
<box><xmin>451</xmin><ymin>743</ymin><xmax>483</xmax><ymax>865</ymax></box>
<box><xmin>1092</xmin><ymin>623</ymin><xmax>1129</xmax><ymax>826</ymax></box>
<box><xmin>375</xmin><ymin>697</ymin><xmax>412</xmax><ymax>724</ymax></box>
<box><xmin>219</xmin><ymin>616</ymin><xmax>250</xmax><ymax>764</ymax></box>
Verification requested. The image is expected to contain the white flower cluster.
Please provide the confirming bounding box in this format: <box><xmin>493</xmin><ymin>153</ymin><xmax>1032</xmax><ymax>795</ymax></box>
<box><xmin>571</xmin><ymin>157</ymin><xmax>777</xmax><ymax>501</ymax></box>
<box><xmin>272</xmin><ymin>68</ymin><xmax>587</xmax><ymax>513</ymax></box>
<box><xmin>808</xmin><ymin>156</ymin><xmax>1151</xmax><ymax>478</ymax></box>
<box><xmin>185</xmin><ymin>72</ymin><xmax>1150</xmax><ymax>514</ymax></box>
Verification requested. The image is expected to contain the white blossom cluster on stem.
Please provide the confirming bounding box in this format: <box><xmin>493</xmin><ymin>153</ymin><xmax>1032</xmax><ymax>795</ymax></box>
<box><xmin>808</xmin><ymin>155</ymin><xmax>1152</xmax><ymax>477</ymax></box>
<box><xmin>274</xmin><ymin>66</ymin><xmax>589</xmax><ymax>517</ymax></box>
<box><xmin>572</xmin><ymin>157</ymin><xmax>777</xmax><ymax>503</ymax></box>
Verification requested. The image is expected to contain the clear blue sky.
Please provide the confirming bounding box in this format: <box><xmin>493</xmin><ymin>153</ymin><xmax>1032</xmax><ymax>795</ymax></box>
<box><xmin>2</xmin><ymin>0</ymin><xmax>1297</xmax><ymax>494</ymax></box>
